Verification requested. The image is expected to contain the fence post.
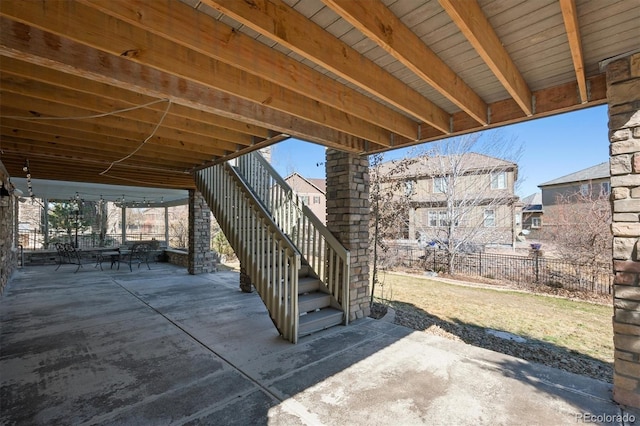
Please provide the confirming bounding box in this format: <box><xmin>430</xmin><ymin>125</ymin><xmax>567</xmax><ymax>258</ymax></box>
<box><xmin>479</xmin><ymin>252</ymin><xmax>483</xmax><ymax>277</ymax></box>
<box><xmin>433</xmin><ymin>247</ymin><xmax>436</xmax><ymax>272</ymax></box>
<box><xmin>534</xmin><ymin>251</ymin><xmax>539</xmax><ymax>283</ymax></box>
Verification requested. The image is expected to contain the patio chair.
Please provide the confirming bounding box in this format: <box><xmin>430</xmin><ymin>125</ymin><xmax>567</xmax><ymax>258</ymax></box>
<box><xmin>120</xmin><ymin>243</ymin><xmax>151</xmax><ymax>271</ymax></box>
<box><xmin>54</xmin><ymin>242</ymin><xmax>83</xmax><ymax>273</ymax></box>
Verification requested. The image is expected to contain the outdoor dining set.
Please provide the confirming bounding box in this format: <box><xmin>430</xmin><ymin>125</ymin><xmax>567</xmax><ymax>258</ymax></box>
<box><xmin>54</xmin><ymin>242</ymin><xmax>155</xmax><ymax>273</ymax></box>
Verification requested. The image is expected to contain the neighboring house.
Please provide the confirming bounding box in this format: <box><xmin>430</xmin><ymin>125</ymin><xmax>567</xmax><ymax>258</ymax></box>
<box><xmin>538</xmin><ymin>162</ymin><xmax>610</xmax><ymax>227</ymax></box>
<box><xmin>284</xmin><ymin>173</ymin><xmax>326</xmax><ymax>224</ymax></box>
<box><xmin>376</xmin><ymin>152</ymin><xmax>521</xmax><ymax>248</ymax></box>
<box><xmin>521</xmin><ymin>192</ymin><xmax>543</xmax><ymax>237</ymax></box>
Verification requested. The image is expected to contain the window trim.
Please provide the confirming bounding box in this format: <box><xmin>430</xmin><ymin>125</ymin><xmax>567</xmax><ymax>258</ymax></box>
<box><xmin>580</xmin><ymin>183</ymin><xmax>590</xmax><ymax>197</ymax></box>
<box><xmin>531</xmin><ymin>217</ymin><xmax>542</xmax><ymax>228</ymax></box>
<box><xmin>490</xmin><ymin>171</ymin><xmax>507</xmax><ymax>190</ymax></box>
<box><xmin>484</xmin><ymin>209</ymin><xmax>496</xmax><ymax>227</ymax></box>
<box><xmin>433</xmin><ymin>176</ymin><xmax>447</xmax><ymax>193</ymax></box>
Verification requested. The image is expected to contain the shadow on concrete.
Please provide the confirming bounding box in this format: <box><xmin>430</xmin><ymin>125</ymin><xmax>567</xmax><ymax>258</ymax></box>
<box><xmin>0</xmin><ymin>264</ymin><xmax>621</xmax><ymax>425</ymax></box>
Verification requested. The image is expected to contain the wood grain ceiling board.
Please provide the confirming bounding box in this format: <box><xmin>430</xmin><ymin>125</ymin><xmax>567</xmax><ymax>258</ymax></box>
<box><xmin>0</xmin><ymin>0</ymin><xmax>629</xmax><ymax>190</ymax></box>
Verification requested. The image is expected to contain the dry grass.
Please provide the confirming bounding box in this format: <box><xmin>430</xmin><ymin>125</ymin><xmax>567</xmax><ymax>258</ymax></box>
<box><xmin>374</xmin><ymin>271</ymin><xmax>613</xmax><ymax>364</ymax></box>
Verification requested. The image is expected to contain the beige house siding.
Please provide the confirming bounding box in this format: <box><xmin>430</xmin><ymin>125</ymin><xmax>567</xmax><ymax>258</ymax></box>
<box><xmin>539</xmin><ymin>162</ymin><xmax>610</xmax><ymax>228</ymax></box>
<box><xmin>377</xmin><ymin>153</ymin><xmax>519</xmax><ymax>247</ymax></box>
<box><xmin>284</xmin><ymin>173</ymin><xmax>326</xmax><ymax>224</ymax></box>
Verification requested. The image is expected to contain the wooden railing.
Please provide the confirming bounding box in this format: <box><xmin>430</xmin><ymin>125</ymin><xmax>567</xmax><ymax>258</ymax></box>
<box><xmin>195</xmin><ymin>163</ymin><xmax>301</xmax><ymax>342</ymax></box>
<box><xmin>236</xmin><ymin>152</ymin><xmax>350</xmax><ymax>324</ymax></box>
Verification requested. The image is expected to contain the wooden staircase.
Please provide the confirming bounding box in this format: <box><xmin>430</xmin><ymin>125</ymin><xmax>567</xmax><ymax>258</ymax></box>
<box><xmin>297</xmin><ymin>264</ymin><xmax>343</xmax><ymax>336</ymax></box>
<box><xmin>194</xmin><ymin>152</ymin><xmax>350</xmax><ymax>343</ymax></box>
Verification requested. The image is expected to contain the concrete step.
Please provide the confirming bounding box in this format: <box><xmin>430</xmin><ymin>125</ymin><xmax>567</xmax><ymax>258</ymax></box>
<box><xmin>298</xmin><ymin>308</ymin><xmax>344</xmax><ymax>336</ymax></box>
<box><xmin>299</xmin><ymin>292</ymin><xmax>331</xmax><ymax>313</ymax></box>
<box><xmin>298</xmin><ymin>276</ymin><xmax>321</xmax><ymax>294</ymax></box>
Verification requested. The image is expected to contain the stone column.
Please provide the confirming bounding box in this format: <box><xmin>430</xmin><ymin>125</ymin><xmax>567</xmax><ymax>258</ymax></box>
<box><xmin>239</xmin><ymin>265</ymin><xmax>253</xmax><ymax>293</ymax></box>
<box><xmin>188</xmin><ymin>189</ymin><xmax>215</xmax><ymax>275</ymax></box>
<box><xmin>325</xmin><ymin>149</ymin><xmax>370</xmax><ymax>321</ymax></box>
<box><xmin>607</xmin><ymin>52</ymin><xmax>640</xmax><ymax>409</ymax></box>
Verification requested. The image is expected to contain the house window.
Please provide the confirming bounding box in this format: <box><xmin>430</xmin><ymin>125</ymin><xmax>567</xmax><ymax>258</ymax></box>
<box><xmin>439</xmin><ymin>211</ymin><xmax>448</xmax><ymax>227</ymax></box>
<box><xmin>428</xmin><ymin>211</ymin><xmax>438</xmax><ymax>227</ymax></box>
<box><xmin>433</xmin><ymin>177</ymin><xmax>447</xmax><ymax>193</ymax></box>
<box><xmin>301</xmin><ymin>195</ymin><xmax>309</xmax><ymax>205</ymax></box>
<box><xmin>404</xmin><ymin>180</ymin><xmax>415</xmax><ymax>196</ymax></box>
<box><xmin>313</xmin><ymin>196</ymin><xmax>321</xmax><ymax>204</ymax></box>
<box><xmin>531</xmin><ymin>217</ymin><xmax>542</xmax><ymax>228</ymax></box>
<box><xmin>484</xmin><ymin>209</ymin><xmax>495</xmax><ymax>227</ymax></box>
<box><xmin>601</xmin><ymin>182</ymin><xmax>611</xmax><ymax>196</ymax></box>
<box><xmin>515</xmin><ymin>213</ymin><xmax>521</xmax><ymax>226</ymax></box>
<box><xmin>491</xmin><ymin>171</ymin><xmax>507</xmax><ymax>189</ymax></box>
<box><xmin>580</xmin><ymin>183</ymin><xmax>590</xmax><ymax>197</ymax></box>
<box><xmin>427</xmin><ymin>210</ymin><xmax>448</xmax><ymax>227</ymax></box>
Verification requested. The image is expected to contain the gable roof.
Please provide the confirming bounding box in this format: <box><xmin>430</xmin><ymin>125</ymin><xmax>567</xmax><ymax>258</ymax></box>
<box><xmin>522</xmin><ymin>192</ymin><xmax>542</xmax><ymax>206</ymax></box>
<box><xmin>284</xmin><ymin>172</ymin><xmax>326</xmax><ymax>194</ymax></box>
<box><xmin>522</xmin><ymin>192</ymin><xmax>543</xmax><ymax>212</ymax></box>
<box><xmin>376</xmin><ymin>152</ymin><xmax>517</xmax><ymax>178</ymax></box>
<box><xmin>538</xmin><ymin>162</ymin><xmax>609</xmax><ymax>187</ymax></box>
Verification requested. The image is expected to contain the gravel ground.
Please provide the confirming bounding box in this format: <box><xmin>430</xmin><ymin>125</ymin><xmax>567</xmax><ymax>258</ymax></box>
<box><xmin>373</xmin><ymin>302</ymin><xmax>613</xmax><ymax>383</ymax></box>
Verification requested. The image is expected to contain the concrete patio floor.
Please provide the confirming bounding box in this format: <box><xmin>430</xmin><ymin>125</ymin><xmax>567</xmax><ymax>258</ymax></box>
<box><xmin>0</xmin><ymin>262</ymin><xmax>628</xmax><ymax>425</ymax></box>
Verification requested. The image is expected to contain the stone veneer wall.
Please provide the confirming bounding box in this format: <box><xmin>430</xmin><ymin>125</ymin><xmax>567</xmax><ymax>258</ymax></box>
<box><xmin>325</xmin><ymin>149</ymin><xmax>370</xmax><ymax>321</ymax></box>
<box><xmin>608</xmin><ymin>52</ymin><xmax>640</xmax><ymax>408</ymax></box>
<box><xmin>0</xmin><ymin>179</ymin><xmax>18</xmax><ymax>294</ymax></box>
<box><xmin>188</xmin><ymin>190</ymin><xmax>215</xmax><ymax>275</ymax></box>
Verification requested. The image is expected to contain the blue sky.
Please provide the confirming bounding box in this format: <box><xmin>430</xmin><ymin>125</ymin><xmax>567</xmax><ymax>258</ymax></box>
<box><xmin>270</xmin><ymin>105</ymin><xmax>609</xmax><ymax>198</ymax></box>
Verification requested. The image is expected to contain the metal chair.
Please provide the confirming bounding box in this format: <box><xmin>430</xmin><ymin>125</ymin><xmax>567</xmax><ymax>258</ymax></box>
<box><xmin>54</xmin><ymin>242</ymin><xmax>83</xmax><ymax>273</ymax></box>
<box><xmin>120</xmin><ymin>243</ymin><xmax>151</xmax><ymax>271</ymax></box>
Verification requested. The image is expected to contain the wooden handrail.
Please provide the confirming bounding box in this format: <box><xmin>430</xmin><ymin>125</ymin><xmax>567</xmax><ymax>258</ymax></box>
<box><xmin>236</xmin><ymin>152</ymin><xmax>350</xmax><ymax>324</ymax></box>
<box><xmin>195</xmin><ymin>163</ymin><xmax>300</xmax><ymax>342</ymax></box>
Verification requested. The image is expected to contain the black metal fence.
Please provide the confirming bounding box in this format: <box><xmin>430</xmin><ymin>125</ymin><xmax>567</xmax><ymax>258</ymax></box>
<box><xmin>18</xmin><ymin>231</ymin><xmax>170</xmax><ymax>250</ymax></box>
<box><xmin>380</xmin><ymin>245</ymin><xmax>612</xmax><ymax>295</ymax></box>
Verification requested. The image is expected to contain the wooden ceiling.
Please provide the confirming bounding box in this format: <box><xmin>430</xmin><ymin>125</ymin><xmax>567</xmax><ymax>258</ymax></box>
<box><xmin>0</xmin><ymin>0</ymin><xmax>638</xmax><ymax>190</ymax></box>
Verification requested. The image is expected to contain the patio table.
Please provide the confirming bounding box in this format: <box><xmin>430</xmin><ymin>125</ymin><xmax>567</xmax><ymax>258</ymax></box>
<box><xmin>96</xmin><ymin>250</ymin><xmax>130</xmax><ymax>270</ymax></box>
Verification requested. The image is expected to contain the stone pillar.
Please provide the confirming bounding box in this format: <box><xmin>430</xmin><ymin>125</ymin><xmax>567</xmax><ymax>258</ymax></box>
<box><xmin>188</xmin><ymin>189</ymin><xmax>215</xmax><ymax>275</ymax></box>
<box><xmin>607</xmin><ymin>52</ymin><xmax>640</xmax><ymax>409</ymax></box>
<box><xmin>239</xmin><ymin>265</ymin><xmax>253</xmax><ymax>293</ymax></box>
<box><xmin>0</xmin><ymin>175</ymin><xmax>18</xmax><ymax>294</ymax></box>
<box><xmin>325</xmin><ymin>149</ymin><xmax>370</xmax><ymax>321</ymax></box>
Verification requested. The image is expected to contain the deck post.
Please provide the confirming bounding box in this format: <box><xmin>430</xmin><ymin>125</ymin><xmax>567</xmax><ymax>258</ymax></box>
<box><xmin>606</xmin><ymin>52</ymin><xmax>640</xmax><ymax>409</ymax></box>
<box><xmin>188</xmin><ymin>189</ymin><xmax>215</xmax><ymax>275</ymax></box>
<box><xmin>325</xmin><ymin>149</ymin><xmax>370</xmax><ymax>321</ymax></box>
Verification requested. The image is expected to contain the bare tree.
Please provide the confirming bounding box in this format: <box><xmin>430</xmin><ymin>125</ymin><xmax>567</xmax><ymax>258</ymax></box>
<box><xmin>541</xmin><ymin>190</ymin><xmax>611</xmax><ymax>265</ymax></box>
<box><xmin>372</xmin><ymin>132</ymin><xmax>522</xmax><ymax>274</ymax></box>
<box><xmin>369</xmin><ymin>152</ymin><xmax>422</xmax><ymax>305</ymax></box>
<box><xmin>168</xmin><ymin>205</ymin><xmax>189</xmax><ymax>248</ymax></box>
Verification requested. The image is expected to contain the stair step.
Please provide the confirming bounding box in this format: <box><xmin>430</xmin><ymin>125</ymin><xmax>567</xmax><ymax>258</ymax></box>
<box><xmin>298</xmin><ymin>276</ymin><xmax>321</xmax><ymax>294</ymax></box>
<box><xmin>298</xmin><ymin>264</ymin><xmax>311</xmax><ymax>278</ymax></box>
<box><xmin>299</xmin><ymin>292</ymin><xmax>330</xmax><ymax>313</ymax></box>
<box><xmin>299</xmin><ymin>308</ymin><xmax>343</xmax><ymax>336</ymax></box>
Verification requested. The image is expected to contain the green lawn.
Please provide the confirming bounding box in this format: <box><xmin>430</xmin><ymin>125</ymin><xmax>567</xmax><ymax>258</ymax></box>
<box><xmin>374</xmin><ymin>272</ymin><xmax>613</xmax><ymax>363</ymax></box>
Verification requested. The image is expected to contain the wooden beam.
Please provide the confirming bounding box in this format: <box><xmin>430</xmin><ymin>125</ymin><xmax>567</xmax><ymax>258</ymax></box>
<box><xmin>0</xmin><ymin>130</ymin><xmax>213</xmax><ymax>167</ymax></box>
<box><xmin>0</xmin><ymin>2</ymin><xmax>399</xmax><ymax>148</ymax></box>
<box><xmin>559</xmin><ymin>0</ymin><xmax>588</xmax><ymax>104</ymax></box>
<box><xmin>0</xmin><ymin>77</ymin><xmax>247</xmax><ymax>152</ymax></box>
<box><xmin>439</xmin><ymin>0</ymin><xmax>533</xmax><ymax>116</ymax></box>
<box><xmin>0</xmin><ymin>17</ymin><xmax>368</xmax><ymax>153</ymax></box>
<box><xmin>322</xmin><ymin>0</ymin><xmax>487</xmax><ymax>125</ymax></box>
<box><xmin>203</xmin><ymin>0</ymin><xmax>450</xmax><ymax>134</ymax></box>
<box><xmin>369</xmin><ymin>73</ymin><xmax>607</xmax><ymax>154</ymax></box>
<box><xmin>80</xmin><ymin>0</ymin><xmax>420</xmax><ymax>141</ymax></box>
<box><xmin>0</xmin><ymin>117</ymin><xmax>225</xmax><ymax>163</ymax></box>
<box><xmin>2</xmin><ymin>55</ymin><xmax>273</xmax><ymax>140</ymax></box>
